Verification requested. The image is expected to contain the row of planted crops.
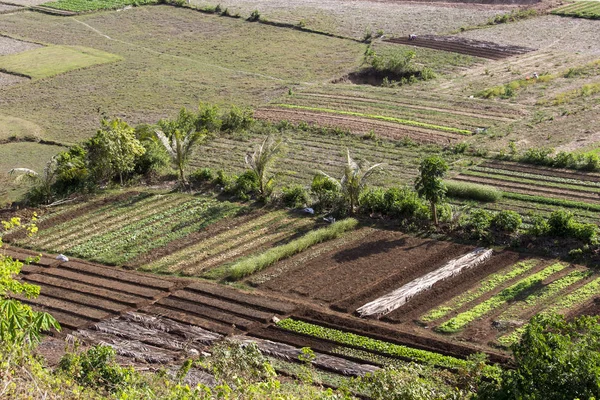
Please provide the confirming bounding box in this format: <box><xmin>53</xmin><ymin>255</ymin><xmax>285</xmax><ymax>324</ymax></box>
<box><xmin>419</xmin><ymin>258</ymin><xmax>600</xmax><ymax>346</ymax></box>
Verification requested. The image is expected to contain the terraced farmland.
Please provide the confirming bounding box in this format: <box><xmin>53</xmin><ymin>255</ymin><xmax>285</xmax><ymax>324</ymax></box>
<box><xmin>7</xmin><ymin>191</ymin><xmax>244</xmax><ymax>266</ymax></box>
<box><xmin>254</xmin><ymin>86</ymin><xmax>525</xmax><ymax>145</ymax></box>
<box><xmin>450</xmin><ymin>160</ymin><xmax>600</xmax><ymax>222</ymax></box>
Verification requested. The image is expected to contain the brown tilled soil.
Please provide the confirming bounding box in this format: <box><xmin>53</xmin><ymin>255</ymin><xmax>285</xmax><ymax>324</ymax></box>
<box><xmin>255</xmin><ymin>107</ymin><xmax>461</xmax><ymax>144</ymax></box>
<box><xmin>0</xmin><ymin>71</ymin><xmax>27</xmax><ymax>86</ymax></box>
<box><xmin>383</xmin><ymin>251</ymin><xmax>523</xmax><ymax>323</ymax></box>
<box><xmin>259</xmin><ymin>230</ymin><xmax>475</xmax><ymax>310</ymax></box>
<box><xmin>482</xmin><ymin>160</ymin><xmax>600</xmax><ymax>183</ymax></box>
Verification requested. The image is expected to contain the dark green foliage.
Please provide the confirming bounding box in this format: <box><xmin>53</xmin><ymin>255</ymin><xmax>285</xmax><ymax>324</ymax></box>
<box><xmin>548</xmin><ymin>210</ymin><xmax>598</xmax><ymax>243</ymax></box>
<box><xmin>479</xmin><ymin>314</ymin><xmax>600</xmax><ymax>400</ymax></box>
<box><xmin>359</xmin><ymin>186</ymin><xmax>429</xmax><ymax>219</ymax></box>
<box><xmin>487</xmin><ymin>9</ymin><xmax>536</xmax><ymax>25</ymax></box>
<box><xmin>58</xmin><ymin>345</ymin><xmax>134</xmax><ymax>393</ymax></box>
<box><xmin>464</xmin><ymin>209</ymin><xmax>493</xmax><ymax>239</ymax></box>
<box><xmin>445</xmin><ymin>181</ymin><xmax>502</xmax><ymax>202</ymax></box>
<box><xmin>519</xmin><ymin>148</ymin><xmax>600</xmax><ymax>172</ymax></box>
<box><xmin>196</xmin><ymin>102</ymin><xmax>222</xmax><ymax>132</ymax></box>
<box><xmin>281</xmin><ymin>184</ymin><xmax>310</xmax><ymax>208</ymax></box>
<box><xmin>491</xmin><ymin>210</ymin><xmax>522</xmax><ymax>233</ymax></box>
<box><xmin>234</xmin><ymin>170</ymin><xmax>259</xmax><ymax>200</ymax></box>
<box><xmin>311</xmin><ymin>173</ymin><xmax>341</xmax><ymax>211</ymax></box>
<box><xmin>189</xmin><ymin>167</ymin><xmax>215</xmax><ymax>184</ymax></box>
<box><xmin>526</xmin><ymin>212</ymin><xmax>550</xmax><ymax>236</ymax></box>
<box><xmin>415</xmin><ymin>156</ymin><xmax>448</xmax><ymax>225</ymax></box>
<box><xmin>53</xmin><ymin>145</ymin><xmax>89</xmax><ymax>194</ymax></box>
<box><xmin>221</xmin><ymin>105</ymin><xmax>254</xmax><ymax>132</ymax></box>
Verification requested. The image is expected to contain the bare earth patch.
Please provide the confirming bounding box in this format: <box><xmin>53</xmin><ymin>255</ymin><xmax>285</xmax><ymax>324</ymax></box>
<box><xmin>2</xmin><ymin>0</ymin><xmax>52</xmax><ymax>6</ymax></box>
<box><xmin>0</xmin><ymin>35</ymin><xmax>42</xmax><ymax>55</ymax></box>
<box><xmin>457</xmin><ymin>15</ymin><xmax>600</xmax><ymax>55</ymax></box>
<box><xmin>0</xmin><ymin>71</ymin><xmax>27</xmax><ymax>86</ymax></box>
<box><xmin>0</xmin><ymin>3</ymin><xmax>23</xmax><ymax>13</ymax></box>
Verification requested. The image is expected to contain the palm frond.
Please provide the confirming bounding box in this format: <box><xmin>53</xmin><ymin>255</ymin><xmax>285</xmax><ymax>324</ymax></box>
<box><xmin>153</xmin><ymin>130</ymin><xmax>176</xmax><ymax>158</ymax></box>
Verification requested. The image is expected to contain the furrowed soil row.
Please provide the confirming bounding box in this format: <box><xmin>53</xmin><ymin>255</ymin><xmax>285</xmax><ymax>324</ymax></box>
<box><xmin>23</xmin><ymin>274</ymin><xmax>146</xmax><ymax>307</ymax></box>
<box><xmin>284</xmin><ymin>96</ymin><xmax>485</xmax><ymax>129</ymax></box>
<box><xmin>143</xmin><ymin>305</ymin><xmax>238</xmax><ymax>336</ymax></box>
<box><xmin>470</xmin><ymin>166</ymin><xmax>600</xmax><ymax>189</ymax></box>
<box><xmin>129</xmin><ymin>209</ymin><xmax>263</xmax><ymax>268</ymax></box>
<box><xmin>384</xmin><ymin>38</ymin><xmax>526</xmax><ymax>60</ymax></box>
<box><xmin>293</xmin><ymin>92</ymin><xmax>515</xmax><ymax>123</ymax></box>
<box><xmin>182</xmin><ymin>217</ymin><xmax>315</xmax><ymax>276</ymax></box>
<box><xmin>254</xmin><ymin>108</ymin><xmax>460</xmax><ymax>144</ymax></box>
<box><xmin>147</xmin><ymin>211</ymin><xmax>291</xmax><ymax>273</ymax></box>
<box><xmin>482</xmin><ymin>160</ymin><xmax>600</xmax><ymax>183</ymax></box>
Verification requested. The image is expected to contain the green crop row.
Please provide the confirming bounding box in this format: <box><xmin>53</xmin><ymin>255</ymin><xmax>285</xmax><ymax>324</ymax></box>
<box><xmin>69</xmin><ymin>198</ymin><xmax>213</xmax><ymax>257</ymax></box>
<box><xmin>549</xmin><ymin>81</ymin><xmax>600</xmax><ymax>105</ymax></box>
<box><xmin>472</xmin><ymin>166</ymin><xmax>600</xmax><ymax>189</ymax></box>
<box><xmin>462</xmin><ymin>170</ymin><xmax>600</xmax><ymax>194</ymax></box>
<box><xmin>205</xmin><ymin>218</ymin><xmax>358</xmax><ymax>280</ymax></box>
<box><xmin>273</xmin><ymin>104</ymin><xmax>473</xmax><ymax>135</ymax></box>
<box><xmin>476</xmin><ymin>74</ymin><xmax>555</xmax><ymax>99</ymax></box>
<box><xmin>42</xmin><ymin>0</ymin><xmax>157</xmax><ymax>12</ymax></box>
<box><xmin>498</xmin><ymin>270</ymin><xmax>591</xmax><ymax>321</ymax></box>
<box><xmin>501</xmin><ymin>192</ymin><xmax>600</xmax><ymax>212</ymax></box>
<box><xmin>437</xmin><ymin>263</ymin><xmax>567</xmax><ymax>333</ymax></box>
<box><xmin>421</xmin><ymin>260</ymin><xmax>538</xmax><ymax>323</ymax></box>
<box><xmin>498</xmin><ymin>274</ymin><xmax>600</xmax><ymax>346</ymax></box>
<box><xmin>276</xmin><ymin>318</ymin><xmax>484</xmax><ymax>372</ymax></box>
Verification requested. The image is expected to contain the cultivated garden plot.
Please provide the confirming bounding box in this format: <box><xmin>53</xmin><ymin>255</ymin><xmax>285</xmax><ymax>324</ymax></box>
<box><xmin>7</xmin><ymin>191</ymin><xmax>245</xmax><ymax>266</ymax></box>
<box><xmin>451</xmin><ymin>160</ymin><xmax>600</xmax><ymax>220</ymax></box>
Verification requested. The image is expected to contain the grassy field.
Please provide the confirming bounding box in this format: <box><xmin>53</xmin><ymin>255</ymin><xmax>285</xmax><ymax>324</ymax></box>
<box><xmin>43</xmin><ymin>0</ymin><xmax>156</xmax><ymax>12</ymax></box>
<box><xmin>0</xmin><ymin>45</ymin><xmax>121</xmax><ymax>79</ymax></box>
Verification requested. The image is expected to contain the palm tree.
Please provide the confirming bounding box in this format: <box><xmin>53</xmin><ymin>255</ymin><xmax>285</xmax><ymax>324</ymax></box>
<box><xmin>319</xmin><ymin>149</ymin><xmax>383</xmax><ymax>214</ymax></box>
<box><xmin>245</xmin><ymin>135</ymin><xmax>284</xmax><ymax>199</ymax></box>
<box><xmin>9</xmin><ymin>157</ymin><xmax>58</xmax><ymax>204</ymax></box>
<box><xmin>154</xmin><ymin>128</ymin><xmax>205</xmax><ymax>188</ymax></box>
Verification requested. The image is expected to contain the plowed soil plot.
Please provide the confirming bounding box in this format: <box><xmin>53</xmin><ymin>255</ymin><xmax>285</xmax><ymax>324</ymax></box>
<box><xmin>260</xmin><ymin>229</ymin><xmax>500</xmax><ymax>315</ymax></box>
<box><xmin>385</xmin><ymin>36</ymin><xmax>533</xmax><ymax>60</ymax></box>
<box><xmin>254</xmin><ymin>108</ymin><xmax>461</xmax><ymax>144</ymax></box>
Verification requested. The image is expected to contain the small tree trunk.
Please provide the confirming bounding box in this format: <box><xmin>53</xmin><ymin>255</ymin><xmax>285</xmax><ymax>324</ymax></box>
<box><xmin>119</xmin><ymin>171</ymin><xmax>123</xmax><ymax>186</ymax></box>
<box><xmin>432</xmin><ymin>202</ymin><xmax>438</xmax><ymax>226</ymax></box>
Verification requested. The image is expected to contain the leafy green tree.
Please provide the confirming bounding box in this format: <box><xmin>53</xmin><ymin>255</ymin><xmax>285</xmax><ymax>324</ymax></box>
<box><xmin>9</xmin><ymin>156</ymin><xmax>59</xmax><ymax>205</ymax></box>
<box><xmin>415</xmin><ymin>156</ymin><xmax>449</xmax><ymax>225</ymax></box>
<box><xmin>86</xmin><ymin>118</ymin><xmax>146</xmax><ymax>185</ymax></box>
<box><xmin>0</xmin><ymin>217</ymin><xmax>60</xmax><ymax>347</ymax></box>
<box><xmin>319</xmin><ymin>149</ymin><xmax>383</xmax><ymax>214</ymax></box>
<box><xmin>479</xmin><ymin>314</ymin><xmax>600</xmax><ymax>400</ymax></box>
<box><xmin>245</xmin><ymin>135</ymin><xmax>284</xmax><ymax>200</ymax></box>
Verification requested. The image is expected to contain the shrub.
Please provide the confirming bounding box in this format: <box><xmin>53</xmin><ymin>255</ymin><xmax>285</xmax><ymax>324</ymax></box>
<box><xmin>58</xmin><ymin>345</ymin><xmax>134</xmax><ymax>393</ymax></box>
<box><xmin>221</xmin><ymin>105</ymin><xmax>254</xmax><ymax>132</ymax></box>
<box><xmin>492</xmin><ymin>210</ymin><xmax>522</xmax><ymax>233</ymax></box>
<box><xmin>359</xmin><ymin>187</ymin><xmax>386</xmax><ymax>213</ymax></box>
<box><xmin>465</xmin><ymin>209</ymin><xmax>493</xmax><ymax>239</ymax></box>
<box><xmin>311</xmin><ymin>174</ymin><xmax>341</xmax><ymax>211</ymax></box>
<box><xmin>281</xmin><ymin>185</ymin><xmax>310</xmax><ymax>208</ymax></box>
<box><xmin>189</xmin><ymin>167</ymin><xmax>214</xmax><ymax>184</ymax></box>
<box><xmin>234</xmin><ymin>170</ymin><xmax>259</xmax><ymax>200</ymax></box>
<box><xmin>197</xmin><ymin>102</ymin><xmax>222</xmax><ymax>132</ymax></box>
<box><xmin>445</xmin><ymin>181</ymin><xmax>502</xmax><ymax>202</ymax></box>
<box><xmin>213</xmin><ymin>169</ymin><xmax>236</xmax><ymax>192</ymax></box>
<box><xmin>522</xmin><ymin>148</ymin><xmax>554</xmax><ymax>166</ymax></box>
<box><xmin>248</xmin><ymin>9</ymin><xmax>260</xmax><ymax>21</ymax></box>
<box><xmin>527</xmin><ymin>212</ymin><xmax>550</xmax><ymax>236</ymax></box>
<box><xmin>548</xmin><ymin>209</ymin><xmax>574</xmax><ymax>237</ymax></box>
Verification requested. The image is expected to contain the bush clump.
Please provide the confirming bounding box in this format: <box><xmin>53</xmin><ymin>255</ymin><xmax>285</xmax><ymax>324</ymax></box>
<box><xmin>445</xmin><ymin>180</ymin><xmax>502</xmax><ymax>202</ymax></box>
<box><xmin>281</xmin><ymin>185</ymin><xmax>310</xmax><ymax>208</ymax></box>
<box><xmin>491</xmin><ymin>210</ymin><xmax>522</xmax><ymax>233</ymax></box>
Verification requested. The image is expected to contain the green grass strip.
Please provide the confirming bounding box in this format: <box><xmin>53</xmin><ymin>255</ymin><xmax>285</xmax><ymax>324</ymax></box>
<box><xmin>277</xmin><ymin>318</ymin><xmax>500</xmax><ymax>375</ymax></box>
<box><xmin>437</xmin><ymin>263</ymin><xmax>567</xmax><ymax>333</ymax></box>
<box><xmin>204</xmin><ymin>218</ymin><xmax>358</xmax><ymax>281</ymax></box>
<box><xmin>273</xmin><ymin>104</ymin><xmax>472</xmax><ymax>135</ymax></box>
<box><xmin>421</xmin><ymin>260</ymin><xmax>538</xmax><ymax>323</ymax></box>
<box><xmin>501</xmin><ymin>192</ymin><xmax>600</xmax><ymax>212</ymax></box>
